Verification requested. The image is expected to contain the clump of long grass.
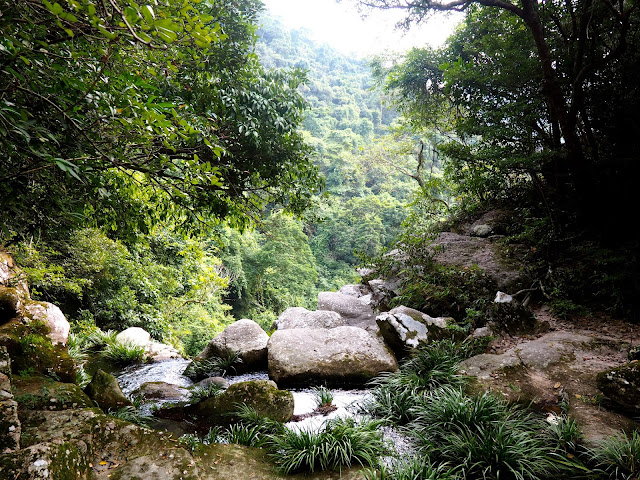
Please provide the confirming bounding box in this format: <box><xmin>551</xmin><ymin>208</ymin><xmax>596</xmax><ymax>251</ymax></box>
<box><xmin>183</xmin><ymin>352</ymin><xmax>242</xmax><ymax>380</ymax></box>
<box><xmin>107</xmin><ymin>405</ymin><xmax>151</xmax><ymax>427</ymax></box>
<box><xmin>102</xmin><ymin>340</ymin><xmax>147</xmax><ymax>365</ymax></box>
<box><xmin>406</xmin><ymin>386</ymin><xmax>556</xmax><ymax>480</ymax></box>
<box><xmin>268</xmin><ymin>417</ymin><xmax>388</xmax><ymax>474</ymax></box>
<box><xmin>366</xmin><ymin>458</ymin><xmax>455</xmax><ymax>480</ymax></box>
<box><xmin>362</xmin><ymin>340</ymin><xmax>467</xmax><ymax>424</ymax></box>
<box><xmin>311</xmin><ymin>385</ymin><xmax>334</xmax><ymax>408</ymax></box>
<box><xmin>591</xmin><ymin>430</ymin><xmax>640</xmax><ymax>479</ymax></box>
<box><xmin>188</xmin><ymin>383</ymin><xmax>224</xmax><ymax>403</ymax></box>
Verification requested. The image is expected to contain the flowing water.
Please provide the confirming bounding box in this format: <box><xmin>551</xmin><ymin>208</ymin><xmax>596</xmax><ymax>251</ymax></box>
<box><xmin>114</xmin><ymin>360</ymin><xmax>414</xmax><ymax>460</ymax></box>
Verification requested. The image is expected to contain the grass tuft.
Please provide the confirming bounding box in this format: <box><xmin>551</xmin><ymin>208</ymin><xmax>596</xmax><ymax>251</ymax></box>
<box><xmin>592</xmin><ymin>430</ymin><xmax>640</xmax><ymax>479</ymax></box>
<box><xmin>102</xmin><ymin>340</ymin><xmax>147</xmax><ymax>365</ymax></box>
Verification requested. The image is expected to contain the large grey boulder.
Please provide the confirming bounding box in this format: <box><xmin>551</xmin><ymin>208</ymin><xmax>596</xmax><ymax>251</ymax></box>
<box><xmin>196</xmin><ymin>319</ymin><xmax>269</xmax><ymax>371</ymax></box>
<box><xmin>317</xmin><ymin>292</ymin><xmax>376</xmax><ymax>328</ymax></box>
<box><xmin>114</xmin><ymin>327</ymin><xmax>181</xmax><ymax>362</ymax></box>
<box><xmin>274</xmin><ymin>307</ymin><xmax>344</xmax><ymax>330</ymax></box>
<box><xmin>376</xmin><ymin>306</ymin><xmax>457</xmax><ymax>356</ymax></box>
<box><xmin>338</xmin><ymin>284</ymin><xmax>370</xmax><ymax>298</ymax></box>
<box><xmin>0</xmin><ymin>346</ymin><xmax>19</xmax><ymax>454</ymax></box>
<box><xmin>268</xmin><ymin>326</ymin><xmax>398</xmax><ymax>387</ymax></box>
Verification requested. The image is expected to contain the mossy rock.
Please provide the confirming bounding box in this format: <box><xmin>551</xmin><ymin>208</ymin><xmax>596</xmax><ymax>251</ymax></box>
<box><xmin>597</xmin><ymin>360</ymin><xmax>640</xmax><ymax>414</ymax></box>
<box><xmin>481</xmin><ymin>302</ymin><xmax>537</xmax><ymax>336</ymax></box>
<box><xmin>13</xmin><ymin>376</ymin><xmax>92</xmax><ymax>411</ymax></box>
<box><xmin>0</xmin><ymin>287</ymin><xmax>23</xmax><ymax>325</ymax></box>
<box><xmin>0</xmin><ymin>319</ymin><xmax>76</xmax><ymax>382</ymax></box>
<box><xmin>194</xmin><ymin>380</ymin><xmax>293</xmax><ymax>425</ymax></box>
<box><xmin>84</xmin><ymin>369</ymin><xmax>132</xmax><ymax>412</ymax></box>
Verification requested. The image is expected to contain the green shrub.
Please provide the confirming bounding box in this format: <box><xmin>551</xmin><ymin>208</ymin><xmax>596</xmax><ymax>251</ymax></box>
<box><xmin>311</xmin><ymin>386</ymin><xmax>334</xmax><ymax>408</ymax></box>
<box><xmin>407</xmin><ymin>386</ymin><xmax>556</xmax><ymax>480</ymax></box>
<box><xmin>183</xmin><ymin>353</ymin><xmax>242</xmax><ymax>380</ymax></box>
<box><xmin>102</xmin><ymin>341</ymin><xmax>147</xmax><ymax>366</ymax></box>
<box><xmin>268</xmin><ymin>418</ymin><xmax>388</xmax><ymax>474</ymax></box>
<box><xmin>368</xmin><ymin>458</ymin><xmax>455</xmax><ymax>480</ymax></box>
<box><xmin>592</xmin><ymin>431</ymin><xmax>640</xmax><ymax>479</ymax></box>
<box><xmin>107</xmin><ymin>405</ymin><xmax>151</xmax><ymax>427</ymax></box>
<box><xmin>188</xmin><ymin>383</ymin><xmax>224</xmax><ymax>403</ymax></box>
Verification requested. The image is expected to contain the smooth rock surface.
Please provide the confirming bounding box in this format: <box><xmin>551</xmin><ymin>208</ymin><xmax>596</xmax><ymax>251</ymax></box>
<box><xmin>268</xmin><ymin>326</ymin><xmax>398</xmax><ymax>386</ymax></box>
<box><xmin>115</xmin><ymin>327</ymin><xmax>151</xmax><ymax>347</ymax></box>
<box><xmin>196</xmin><ymin>319</ymin><xmax>269</xmax><ymax>372</ymax></box>
<box><xmin>23</xmin><ymin>301</ymin><xmax>70</xmax><ymax>346</ymax></box>
<box><xmin>317</xmin><ymin>292</ymin><xmax>376</xmax><ymax>328</ymax></box>
<box><xmin>134</xmin><ymin>381</ymin><xmax>189</xmax><ymax>400</ymax></box>
<box><xmin>274</xmin><ymin>307</ymin><xmax>344</xmax><ymax>330</ymax></box>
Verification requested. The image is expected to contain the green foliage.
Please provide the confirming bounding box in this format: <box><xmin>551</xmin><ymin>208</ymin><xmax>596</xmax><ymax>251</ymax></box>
<box><xmin>408</xmin><ymin>386</ymin><xmax>556</xmax><ymax>480</ymax></box>
<box><xmin>362</xmin><ymin>340</ymin><xmax>469</xmax><ymax>425</ymax></box>
<box><xmin>102</xmin><ymin>341</ymin><xmax>147</xmax><ymax>366</ymax></box>
<box><xmin>188</xmin><ymin>383</ymin><xmax>224</xmax><ymax>403</ymax></box>
<box><xmin>592</xmin><ymin>431</ymin><xmax>640</xmax><ymax>480</ymax></box>
<box><xmin>183</xmin><ymin>352</ymin><xmax>242</xmax><ymax>381</ymax></box>
<box><xmin>0</xmin><ymin>0</ymin><xmax>321</xmax><ymax>241</ymax></box>
<box><xmin>107</xmin><ymin>405</ymin><xmax>151</xmax><ymax>427</ymax></box>
<box><xmin>311</xmin><ymin>386</ymin><xmax>334</xmax><ymax>408</ymax></box>
<box><xmin>369</xmin><ymin>459</ymin><xmax>454</xmax><ymax>480</ymax></box>
<box><xmin>268</xmin><ymin>418</ymin><xmax>388</xmax><ymax>474</ymax></box>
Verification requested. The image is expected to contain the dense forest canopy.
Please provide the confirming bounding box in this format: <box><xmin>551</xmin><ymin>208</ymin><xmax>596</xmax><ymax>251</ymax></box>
<box><xmin>0</xmin><ymin>0</ymin><xmax>321</xmax><ymax>240</ymax></box>
<box><xmin>355</xmin><ymin>0</ymin><xmax>640</xmax><ymax>236</ymax></box>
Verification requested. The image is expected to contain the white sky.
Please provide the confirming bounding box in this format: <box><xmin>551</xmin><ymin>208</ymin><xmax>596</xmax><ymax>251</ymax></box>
<box><xmin>261</xmin><ymin>0</ymin><xmax>463</xmax><ymax>57</ymax></box>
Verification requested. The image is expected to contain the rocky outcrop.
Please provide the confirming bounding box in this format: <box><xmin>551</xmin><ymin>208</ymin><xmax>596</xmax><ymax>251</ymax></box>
<box><xmin>268</xmin><ymin>326</ymin><xmax>398</xmax><ymax>387</ymax></box>
<box><xmin>84</xmin><ymin>369</ymin><xmax>132</xmax><ymax>411</ymax></box>
<box><xmin>376</xmin><ymin>306</ymin><xmax>457</xmax><ymax>356</ymax></box>
<box><xmin>459</xmin><ymin>331</ymin><xmax>635</xmax><ymax>445</ymax></box>
<box><xmin>114</xmin><ymin>327</ymin><xmax>181</xmax><ymax>362</ymax></box>
<box><xmin>274</xmin><ymin>307</ymin><xmax>343</xmax><ymax>330</ymax></box>
<box><xmin>194</xmin><ymin>379</ymin><xmax>294</xmax><ymax>425</ymax></box>
<box><xmin>0</xmin><ymin>250</ymin><xmax>29</xmax><ymax>298</ymax></box>
<box><xmin>429</xmin><ymin>231</ymin><xmax>529</xmax><ymax>292</ymax></box>
<box><xmin>195</xmin><ymin>319</ymin><xmax>269</xmax><ymax>372</ymax></box>
<box><xmin>13</xmin><ymin>377</ymin><xmax>93</xmax><ymax>410</ymax></box>
<box><xmin>597</xmin><ymin>361</ymin><xmax>640</xmax><ymax>415</ymax></box>
<box><xmin>317</xmin><ymin>292</ymin><xmax>376</xmax><ymax>328</ymax></box>
<box><xmin>0</xmin><ymin>346</ymin><xmax>20</xmax><ymax>454</ymax></box>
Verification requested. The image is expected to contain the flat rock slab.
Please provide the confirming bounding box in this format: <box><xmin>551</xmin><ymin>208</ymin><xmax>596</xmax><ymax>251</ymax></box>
<box><xmin>460</xmin><ymin>330</ymin><xmax>636</xmax><ymax>445</ymax></box>
<box><xmin>274</xmin><ymin>307</ymin><xmax>344</xmax><ymax>330</ymax></box>
<box><xmin>268</xmin><ymin>326</ymin><xmax>398</xmax><ymax>387</ymax></box>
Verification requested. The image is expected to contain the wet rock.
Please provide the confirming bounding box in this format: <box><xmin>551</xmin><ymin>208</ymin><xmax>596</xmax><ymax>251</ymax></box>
<box><xmin>195</xmin><ymin>319</ymin><xmax>269</xmax><ymax>372</ymax></box>
<box><xmin>84</xmin><ymin>369</ymin><xmax>132</xmax><ymax>411</ymax></box>
<box><xmin>23</xmin><ymin>301</ymin><xmax>70</xmax><ymax>346</ymax></box>
<box><xmin>317</xmin><ymin>292</ymin><xmax>376</xmax><ymax>328</ymax></box>
<box><xmin>274</xmin><ymin>307</ymin><xmax>343</xmax><ymax>330</ymax></box>
<box><xmin>13</xmin><ymin>376</ymin><xmax>92</xmax><ymax>410</ymax></box>
<box><xmin>597</xmin><ymin>361</ymin><xmax>640</xmax><ymax>414</ymax></box>
<box><xmin>268</xmin><ymin>326</ymin><xmax>398</xmax><ymax>387</ymax></box>
<box><xmin>196</xmin><ymin>376</ymin><xmax>229</xmax><ymax>389</ymax></box>
<box><xmin>134</xmin><ymin>381</ymin><xmax>188</xmax><ymax>401</ymax></box>
<box><xmin>376</xmin><ymin>306</ymin><xmax>458</xmax><ymax>356</ymax></box>
<box><xmin>194</xmin><ymin>379</ymin><xmax>293</xmax><ymax>425</ymax></box>
<box><xmin>146</xmin><ymin>341</ymin><xmax>182</xmax><ymax>362</ymax></box>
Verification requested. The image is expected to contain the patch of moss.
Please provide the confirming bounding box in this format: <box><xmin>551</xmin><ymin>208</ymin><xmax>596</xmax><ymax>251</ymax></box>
<box><xmin>13</xmin><ymin>376</ymin><xmax>92</xmax><ymax>410</ymax></box>
<box><xmin>0</xmin><ymin>320</ymin><xmax>76</xmax><ymax>382</ymax></box>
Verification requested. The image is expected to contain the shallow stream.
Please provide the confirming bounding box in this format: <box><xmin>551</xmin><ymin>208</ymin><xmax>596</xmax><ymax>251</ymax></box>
<box><xmin>114</xmin><ymin>359</ymin><xmax>414</xmax><ymax>459</ymax></box>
